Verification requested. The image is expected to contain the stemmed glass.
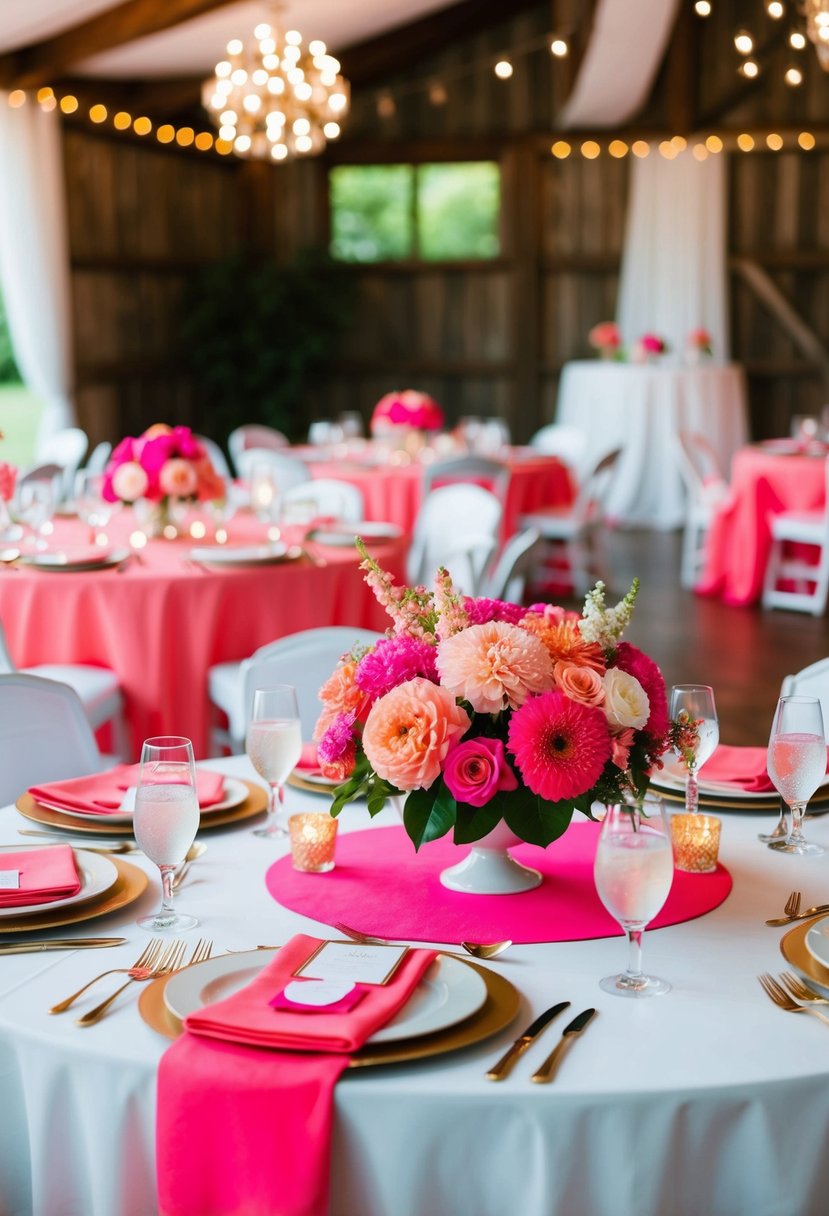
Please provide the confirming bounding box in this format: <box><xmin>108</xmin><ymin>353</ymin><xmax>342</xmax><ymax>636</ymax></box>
<box><xmin>766</xmin><ymin>696</ymin><xmax>826</xmax><ymax>856</ymax></box>
<box><xmin>669</xmin><ymin>685</ymin><xmax>719</xmax><ymax>815</ymax></box>
<box><xmin>12</xmin><ymin>479</ymin><xmax>55</xmax><ymax>551</ymax></box>
<box><xmin>594</xmin><ymin>799</ymin><xmax>674</xmax><ymax>998</ymax></box>
<box><xmin>74</xmin><ymin>470</ymin><xmax>117</xmax><ymax>545</ymax></box>
<box><xmin>133</xmin><ymin>736</ymin><xmax>200</xmax><ymax>932</ymax></box>
<box><xmin>245</xmin><ymin>685</ymin><xmax>302</xmax><ymax>838</ymax></box>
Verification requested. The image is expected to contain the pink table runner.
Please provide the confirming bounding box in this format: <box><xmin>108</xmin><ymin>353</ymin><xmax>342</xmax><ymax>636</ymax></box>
<box><xmin>696</xmin><ymin>446</ymin><xmax>826</xmax><ymax>606</ymax></box>
<box><xmin>266</xmin><ymin>823</ymin><xmax>732</xmax><ymax>943</ymax></box>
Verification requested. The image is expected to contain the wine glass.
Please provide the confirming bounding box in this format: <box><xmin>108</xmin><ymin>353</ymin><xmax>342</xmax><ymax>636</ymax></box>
<box><xmin>766</xmin><ymin>696</ymin><xmax>826</xmax><ymax>857</ymax></box>
<box><xmin>246</xmin><ymin>685</ymin><xmax>303</xmax><ymax>839</ymax></box>
<box><xmin>13</xmin><ymin>478</ymin><xmax>55</xmax><ymax>551</ymax></box>
<box><xmin>74</xmin><ymin>470</ymin><xmax>117</xmax><ymax>545</ymax></box>
<box><xmin>594</xmin><ymin>798</ymin><xmax>674</xmax><ymax>998</ymax></box>
<box><xmin>669</xmin><ymin>685</ymin><xmax>719</xmax><ymax>815</ymax></box>
<box><xmin>134</xmin><ymin>736</ymin><xmax>200</xmax><ymax>932</ymax></box>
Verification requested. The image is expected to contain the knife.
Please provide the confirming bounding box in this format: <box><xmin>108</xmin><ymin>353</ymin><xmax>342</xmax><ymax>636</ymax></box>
<box><xmin>0</xmin><ymin>938</ymin><xmax>126</xmax><ymax>955</ymax></box>
<box><xmin>485</xmin><ymin>1001</ymin><xmax>570</xmax><ymax>1081</ymax></box>
<box><xmin>530</xmin><ymin>1008</ymin><xmax>597</xmax><ymax>1084</ymax></box>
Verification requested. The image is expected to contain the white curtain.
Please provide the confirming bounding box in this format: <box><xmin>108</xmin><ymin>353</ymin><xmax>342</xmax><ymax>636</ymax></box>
<box><xmin>617</xmin><ymin>147</ymin><xmax>730</xmax><ymax>362</ymax></box>
<box><xmin>0</xmin><ymin>95</ymin><xmax>75</xmax><ymax>450</ymax></box>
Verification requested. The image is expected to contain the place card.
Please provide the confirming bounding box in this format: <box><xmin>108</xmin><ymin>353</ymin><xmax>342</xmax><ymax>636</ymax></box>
<box><xmin>270</xmin><ymin>980</ymin><xmax>366</xmax><ymax>1013</ymax></box>
<box><xmin>293</xmin><ymin>940</ymin><xmax>408</xmax><ymax>986</ymax></box>
<box><xmin>0</xmin><ymin>870</ymin><xmax>20</xmax><ymax>889</ymax></box>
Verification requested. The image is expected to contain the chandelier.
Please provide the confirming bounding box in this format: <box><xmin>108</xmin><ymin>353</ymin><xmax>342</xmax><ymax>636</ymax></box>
<box><xmin>802</xmin><ymin>0</ymin><xmax>829</xmax><ymax>67</ymax></box>
<box><xmin>202</xmin><ymin>7</ymin><xmax>350</xmax><ymax>160</ymax></box>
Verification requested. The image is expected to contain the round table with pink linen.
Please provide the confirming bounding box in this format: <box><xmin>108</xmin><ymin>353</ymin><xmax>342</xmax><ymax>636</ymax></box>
<box><xmin>695</xmin><ymin>444</ymin><xmax>826</xmax><ymax>606</ymax></box>
<box><xmin>0</xmin><ymin>511</ymin><xmax>405</xmax><ymax>759</ymax></box>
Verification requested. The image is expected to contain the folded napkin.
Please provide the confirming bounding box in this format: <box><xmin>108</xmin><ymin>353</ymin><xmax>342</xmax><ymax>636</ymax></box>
<box><xmin>295</xmin><ymin>742</ymin><xmax>321</xmax><ymax>775</ymax></box>
<box><xmin>157</xmin><ymin>934</ymin><xmax>436</xmax><ymax>1216</ymax></box>
<box><xmin>0</xmin><ymin>845</ymin><xmax>80</xmax><ymax>908</ymax></box>
<box><xmin>702</xmin><ymin>745</ymin><xmax>778</xmax><ymax>793</ymax></box>
<box><xmin>29</xmin><ymin>765</ymin><xmax>225</xmax><ymax>817</ymax></box>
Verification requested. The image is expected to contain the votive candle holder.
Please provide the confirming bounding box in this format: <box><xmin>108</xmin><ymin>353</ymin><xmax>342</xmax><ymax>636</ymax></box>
<box><xmin>670</xmin><ymin>813</ymin><xmax>721</xmax><ymax>873</ymax></box>
<box><xmin>288</xmin><ymin>813</ymin><xmax>338</xmax><ymax>873</ymax></box>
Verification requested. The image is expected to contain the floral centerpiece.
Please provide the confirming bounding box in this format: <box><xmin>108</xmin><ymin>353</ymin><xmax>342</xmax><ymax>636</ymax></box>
<box><xmin>632</xmin><ymin>333</ymin><xmax>669</xmax><ymax>364</ymax></box>
<box><xmin>686</xmin><ymin>328</ymin><xmax>713</xmax><ymax>363</ymax></box>
<box><xmin>370</xmin><ymin>390</ymin><xmax>444</xmax><ymax>438</ymax></box>
<box><xmin>0</xmin><ymin>437</ymin><xmax>17</xmax><ymax>537</ymax></box>
<box><xmin>588</xmin><ymin>321</ymin><xmax>623</xmax><ymax>361</ymax></box>
<box><xmin>102</xmin><ymin>424</ymin><xmax>225</xmax><ymax>535</ymax></box>
<box><xmin>314</xmin><ymin>545</ymin><xmax>670</xmax><ymax>889</ymax></box>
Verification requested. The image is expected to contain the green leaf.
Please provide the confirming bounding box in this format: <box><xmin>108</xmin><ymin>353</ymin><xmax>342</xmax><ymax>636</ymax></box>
<box><xmin>453</xmin><ymin>794</ymin><xmax>508</xmax><ymax>843</ymax></box>
<box><xmin>329</xmin><ymin>771</ymin><xmax>369</xmax><ymax>817</ymax></box>
<box><xmin>403</xmin><ymin>785</ymin><xmax>457</xmax><ymax>851</ymax></box>
<box><xmin>366</xmin><ymin>777</ymin><xmax>397</xmax><ymax>818</ymax></box>
<box><xmin>503</xmin><ymin>788</ymin><xmax>574</xmax><ymax>847</ymax></box>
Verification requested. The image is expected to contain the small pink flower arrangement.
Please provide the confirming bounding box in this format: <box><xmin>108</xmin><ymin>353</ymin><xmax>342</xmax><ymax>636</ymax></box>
<box><xmin>370</xmin><ymin>390</ymin><xmax>444</xmax><ymax>437</ymax></box>
<box><xmin>588</xmin><ymin>321</ymin><xmax>622</xmax><ymax>358</ymax></box>
<box><xmin>315</xmin><ymin>547</ymin><xmax>670</xmax><ymax>850</ymax></box>
<box><xmin>102</xmin><ymin>424</ymin><xmax>225</xmax><ymax>505</ymax></box>
<box><xmin>0</xmin><ymin>461</ymin><xmax>16</xmax><ymax>502</ymax></box>
<box><xmin>687</xmin><ymin>328</ymin><xmax>713</xmax><ymax>356</ymax></box>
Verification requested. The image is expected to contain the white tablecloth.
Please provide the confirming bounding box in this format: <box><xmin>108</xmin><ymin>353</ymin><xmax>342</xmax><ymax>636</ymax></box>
<box><xmin>556</xmin><ymin>360</ymin><xmax>749</xmax><ymax>528</ymax></box>
<box><xmin>2</xmin><ymin>759</ymin><xmax>829</xmax><ymax>1216</ymax></box>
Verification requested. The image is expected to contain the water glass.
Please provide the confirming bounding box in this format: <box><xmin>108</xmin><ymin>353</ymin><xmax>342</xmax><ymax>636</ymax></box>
<box><xmin>594</xmin><ymin>799</ymin><xmax>674</xmax><ymax>997</ymax></box>
<box><xmin>246</xmin><ymin>685</ymin><xmax>303</xmax><ymax>838</ymax></box>
<box><xmin>134</xmin><ymin>736</ymin><xmax>200</xmax><ymax>932</ymax></box>
<box><xmin>669</xmin><ymin>685</ymin><xmax>719</xmax><ymax>815</ymax></box>
<box><xmin>766</xmin><ymin>696</ymin><xmax>826</xmax><ymax>856</ymax></box>
<box><xmin>74</xmin><ymin>470</ymin><xmax>116</xmax><ymax>545</ymax></box>
<box><xmin>13</xmin><ymin>478</ymin><xmax>55</xmax><ymax>550</ymax></box>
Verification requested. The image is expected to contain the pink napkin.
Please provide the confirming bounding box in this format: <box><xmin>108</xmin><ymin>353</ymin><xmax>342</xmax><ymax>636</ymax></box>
<box><xmin>156</xmin><ymin>934</ymin><xmax>435</xmax><ymax>1216</ymax></box>
<box><xmin>0</xmin><ymin>845</ymin><xmax>80</xmax><ymax>907</ymax></box>
<box><xmin>29</xmin><ymin>765</ymin><xmax>225</xmax><ymax>816</ymax></box>
<box><xmin>295</xmin><ymin>742</ymin><xmax>321</xmax><ymax>775</ymax></box>
<box><xmin>702</xmin><ymin>745</ymin><xmax>777</xmax><ymax>792</ymax></box>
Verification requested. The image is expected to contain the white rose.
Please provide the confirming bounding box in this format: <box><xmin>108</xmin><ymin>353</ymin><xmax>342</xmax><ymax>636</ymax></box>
<box><xmin>603</xmin><ymin>668</ymin><xmax>650</xmax><ymax>731</ymax></box>
<box><xmin>111</xmin><ymin>460</ymin><xmax>148</xmax><ymax>503</ymax></box>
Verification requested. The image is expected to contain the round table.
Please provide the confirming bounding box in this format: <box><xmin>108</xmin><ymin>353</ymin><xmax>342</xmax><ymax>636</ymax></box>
<box><xmin>555</xmin><ymin>360</ymin><xmax>749</xmax><ymax>528</ymax></box>
<box><xmin>696</xmin><ymin>444</ymin><xmax>827</xmax><ymax>605</ymax></box>
<box><xmin>2</xmin><ymin>760</ymin><xmax>829</xmax><ymax>1216</ymax></box>
<box><xmin>0</xmin><ymin>512</ymin><xmax>405</xmax><ymax>759</ymax></box>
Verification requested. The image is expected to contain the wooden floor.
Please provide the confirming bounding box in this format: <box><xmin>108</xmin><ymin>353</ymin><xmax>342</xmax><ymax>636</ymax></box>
<box><xmin>554</xmin><ymin>529</ymin><xmax>829</xmax><ymax>748</ymax></box>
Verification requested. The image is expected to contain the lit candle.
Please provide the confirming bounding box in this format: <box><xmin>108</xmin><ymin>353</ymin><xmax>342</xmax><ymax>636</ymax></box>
<box><xmin>288</xmin><ymin>813</ymin><xmax>338</xmax><ymax>873</ymax></box>
<box><xmin>670</xmin><ymin>813</ymin><xmax>721</xmax><ymax>873</ymax></box>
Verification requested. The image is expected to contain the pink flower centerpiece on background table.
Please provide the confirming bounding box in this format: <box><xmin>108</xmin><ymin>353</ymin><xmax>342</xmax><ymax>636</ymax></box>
<box><xmin>686</xmin><ymin>328</ymin><xmax>713</xmax><ymax>364</ymax></box>
<box><xmin>588</xmin><ymin>321</ymin><xmax>623</xmax><ymax>360</ymax></box>
<box><xmin>631</xmin><ymin>333</ymin><xmax>669</xmax><ymax>364</ymax></box>
<box><xmin>0</xmin><ymin>441</ymin><xmax>18</xmax><ymax>539</ymax></box>
<box><xmin>314</xmin><ymin>544</ymin><xmax>670</xmax><ymax>893</ymax></box>
<box><xmin>370</xmin><ymin>390</ymin><xmax>445</xmax><ymax>438</ymax></box>
<box><xmin>103</xmin><ymin>424</ymin><xmax>225</xmax><ymax>536</ymax></box>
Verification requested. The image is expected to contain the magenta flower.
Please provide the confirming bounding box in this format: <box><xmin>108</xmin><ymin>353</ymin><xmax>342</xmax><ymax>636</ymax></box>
<box><xmin>507</xmin><ymin>690</ymin><xmax>611</xmax><ymax>802</ymax></box>
<box><xmin>355</xmin><ymin>636</ymin><xmax>438</xmax><ymax>700</ymax></box>
<box><xmin>443</xmin><ymin>737</ymin><xmax>518</xmax><ymax>807</ymax></box>
<box><xmin>317</xmin><ymin>712</ymin><xmax>358</xmax><ymax>781</ymax></box>
<box><xmin>463</xmin><ymin>597</ymin><xmax>527</xmax><ymax>626</ymax></box>
<box><xmin>611</xmin><ymin>643</ymin><xmax>669</xmax><ymax>742</ymax></box>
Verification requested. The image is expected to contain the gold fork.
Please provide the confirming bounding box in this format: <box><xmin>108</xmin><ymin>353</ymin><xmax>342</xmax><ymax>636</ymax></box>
<box><xmin>784</xmin><ymin>891</ymin><xmax>802</xmax><ymax>918</ymax></box>
<box><xmin>76</xmin><ymin>940</ymin><xmax>187</xmax><ymax>1026</ymax></box>
<box><xmin>758</xmin><ymin>973</ymin><xmax>829</xmax><ymax>1027</ymax></box>
<box><xmin>779</xmin><ymin>971</ymin><xmax>829</xmax><ymax>1006</ymax></box>
<box><xmin>333</xmin><ymin>920</ymin><xmax>511</xmax><ymax>960</ymax></box>
<box><xmin>50</xmin><ymin>938</ymin><xmax>165</xmax><ymax>1014</ymax></box>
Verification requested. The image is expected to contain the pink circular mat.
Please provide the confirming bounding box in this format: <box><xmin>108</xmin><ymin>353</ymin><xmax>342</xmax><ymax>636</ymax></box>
<box><xmin>265</xmin><ymin>823</ymin><xmax>732</xmax><ymax>945</ymax></box>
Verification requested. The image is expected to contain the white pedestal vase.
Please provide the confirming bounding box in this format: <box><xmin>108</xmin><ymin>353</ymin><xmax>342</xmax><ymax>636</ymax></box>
<box><xmin>438</xmin><ymin>821</ymin><xmax>542</xmax><ymax>895</ymax></box>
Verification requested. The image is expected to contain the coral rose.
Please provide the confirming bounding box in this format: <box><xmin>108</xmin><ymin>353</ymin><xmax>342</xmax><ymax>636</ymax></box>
<box><xmin>314</xmin><ymin>661</ymin><xmax>372</xmax><ymax>740</ymax></box>
<box><xmin>362</xmin><ymin>678</ymin><xmax>470</xmax><ymax>791</ymax></box>
<box><xmin>603</xmin><ymin>668</ymin><xmax>649</xmax><ymax>731</ymax></box>
<box><xmin>437</xmin><ymin>621</ymin><xmax>554</xmax><ymax>714</ymax></box>
<box><xmin>554</xmin><ymin>662</ymin><xmax>605</xmax><ymax>708</ymax></box>
<box><xmin>443</xmin><ymin>736</ymin><xmax>518</xmax><ymax>807</ymax></box>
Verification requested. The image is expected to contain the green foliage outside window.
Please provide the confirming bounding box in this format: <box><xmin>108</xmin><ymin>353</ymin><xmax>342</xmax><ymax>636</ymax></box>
<box><xmin>330</xmin><ymin>162</ymin><xmax>500</xmax><ymax>263</ymax></box>
<box><xmin>0</xmin><ymin>292</ymin><xmax>20</xmax><ymax>383</ymax></box>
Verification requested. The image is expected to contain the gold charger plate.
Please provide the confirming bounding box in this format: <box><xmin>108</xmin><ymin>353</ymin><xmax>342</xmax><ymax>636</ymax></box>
<box><xmin>652</xmin><ymin>785</ymin><xmax>829</xmax><ymax>813</ymax></box>
<box><xmin>287</xmin><ymin>772</ymin><xmax>337</xmax><ymax>797</ymax></box>
<box><xmin>15</xmin><ymin>782</ymin><xmax>268</xmax><ymax>836</ymax></box>
<box><xmin>138</xmin><ymin>952</ymin><xmax>521</xmax><ymax>1068</ymax></box>
<box><xmin>0</xmin><ymin>855</ymin><xmax>147</xmax><ymax>934</ymax></box>
<box><xmin>780</xmin><ymin>917</ymin><xmax>829</xmax><ymax>993</ymax></box>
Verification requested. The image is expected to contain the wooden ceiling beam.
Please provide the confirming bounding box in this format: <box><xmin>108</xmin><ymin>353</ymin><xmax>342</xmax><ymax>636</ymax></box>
<box><xmin>0</xmin><ymin>0</ymin><xmax>241</xmax><ymax>90</ymax></box>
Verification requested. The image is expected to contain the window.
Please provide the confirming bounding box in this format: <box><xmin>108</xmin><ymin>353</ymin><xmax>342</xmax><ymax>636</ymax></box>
<box><xmin>329</xmin><ymin>162</ymin><xmax>500</xmax><ymax>263</ymax></box>
<box><xmin>0</xmin><ymin>290</ymin><xmax>41</xmax><ymax>467</ymax></box>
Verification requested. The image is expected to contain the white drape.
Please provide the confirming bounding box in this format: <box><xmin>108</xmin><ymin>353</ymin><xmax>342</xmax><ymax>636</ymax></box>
<box><xmin>616</xmin><ymin>147</ymin><xmax>730</xmax><ymax>361</ymax></box>
<box><xmin>0</xmin><ymin>95</ymin><xmax>75</xmax><ymax>449</ymax></box>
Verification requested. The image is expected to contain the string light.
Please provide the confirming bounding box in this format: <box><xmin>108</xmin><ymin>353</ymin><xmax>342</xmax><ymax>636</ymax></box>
<box><xmin>734</xmin><ymin>29</ymin><xmax>755</xmax><ymax>54</ymax></box>
<box><xmin>740</xmin><ymin>57</ymin><xmax>760</xmax><ymax>76</ymax></box>
<box><xmin>785</xmin><ymin>64</ymin><xmax>804</xmax><ymax>83</ymax></box>
<box><xmin>694</xmin><ymin>0</ymin><xmax>712</xmax><ymax>13</ymax></box>
<box><xmin>494</xmin><ymin>60</ymin><xmax>513</xmax><ymax>79</ymax></box>
<box><xmin>549</xmin><ymin>38</ymin><xmax>569</xmax><ymax>58</ymax></box>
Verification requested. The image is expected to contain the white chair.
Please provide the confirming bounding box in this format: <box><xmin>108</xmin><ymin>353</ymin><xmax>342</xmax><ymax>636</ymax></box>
<box><xmin>228</xmin><ymin>425</ymin><xmax>290</xmax><ymax>475</ymax></box>
<box><xmin>85</xmin><ymin>441</ymin><xmax>112</xmax><ymax>476</ymax></box>
<box><xmin>529</xmin><ymin>424</ymin><xmax>587</xmax><ymax>476</ymax></box>
<box><xmin>519</xmin><ymin>448</ymin><xmax>622</xmax><ymax>595</ymax></box>
<box><xmin>408</xmin><ymin>483</ymin><xmax>503</xmax><ymax>596</ymax></box>
<box><xmin>0</xmin><ymin>673</ymin><xmax>107</xmax><ymax>806</ymax></box>
<box><xmin>235</xmin><ymin>449</ymin><xmax>311</xmax><ymax>493</ymax></box>
<box><xmin>208</xmin><ymin>626</ymin><xmax>383</xmax><ymax>755</ymax></box>
<box><xmin>0</xmin><ymin>618</ymin><xmax>127</xmax><ymax>757</ymax></box>
<box><xmin>673</xmin><ymin>431</ymin><xmax>730</xmax><ymax>589</ymax></box>
<box><xmin>781</xmin><ymin>658</ymin><xmax>829</xmax><ymax>738</ymax></box>
<box><xmin>280</xmin><ymin>479</ymin><xmax>364</xmax><ymax>523</ymax></box>
<box><xmin>421</xmin><ymin>455</ymin><xmax>511</xmax><ymax>502</ymax></box>
<box><xmin>195</xmin><ymin>435</ymin><xmax>233</xmax><ymax>482</ymax></box>
<box><xmin>762</xmin><ymin>457</ymin><xmax>829</xmax><ymax>616</ymax></box>
<box><xmin>36</xmin><ymin>427</ymin><xmax>89</xmax><ymax>501</ymax></box>
<box><xmin>481</xmin><ymin>528</ymin><xmax>545</xmax><ymax>603</ymax></box>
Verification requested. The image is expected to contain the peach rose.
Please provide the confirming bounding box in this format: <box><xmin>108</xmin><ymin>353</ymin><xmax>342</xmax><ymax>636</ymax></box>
<box><xmin>554</xmin><ymin>661</ymin><xmax>606</xmax><ymax>708</ymax></box>
<box><xmin>314</xmin><ymin>661</ymin><xmax>372</xmax><ymax>740</ymax></box>
<box><xmin>159</xmin><ymin>458</ymin><xmax>198</xmax><ymax>499</ymax></box>
<box><xmin>111</xmin><ymin>460</ymin><xmax>149</xmax><ymax>502</ymax></box>
<box><xmin>603</xmin><ymin>668</ymin><xmax>649</xmax><ymax>731</ymax></box>
<box><xmin>362</xmin><ymin>677</ymin><xmax>470</xmax><ymax>791</ymax></box>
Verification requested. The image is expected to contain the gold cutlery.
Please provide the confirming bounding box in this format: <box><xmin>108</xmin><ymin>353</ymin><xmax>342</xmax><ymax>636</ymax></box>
<box><xmin>779</xmin><ymin>971</ymin><xmax>829</xmax><ymax>1006</ymax></box>
<box><xmin>75</xmin><ymin>939</ymin><xmax>187</xmax><ymax>1026</ymax></box>
<box><xmin>765</xmin><ymin>896</ymin><xmax>829</xmax><ymax>926</ymax></box>
<box><xmin>530</xmin><ymin>1008</ymin><xmax>597</xmax><ymax>1083</ymax></box>
<box><xmin>50</xmin><ymin>938</ymin><xmax>165</xmax><ymax>1013</ymax></box>
<box><xmin>172</xmin><ymin>841</ymin><xmax>208</xmax><ymax>890</ymax></box>
<box><xmin>0</xmin><ymin>937</ymin><xmax>126</xmax><ymax>956</ymax></box>
<box><xmin>486</xmin><ymin>1001</ymin><xmax>570</xmax><ymax>1081</ymax></box>
<box><xmin>758</xmin><ymin>973</ymin><xmax>829</xmax><ymax>1026</ymax></box>
<box><xmin>333</xmin><ymin>920</ymin><xmax>511</xmax><ymax>960</ymax></box>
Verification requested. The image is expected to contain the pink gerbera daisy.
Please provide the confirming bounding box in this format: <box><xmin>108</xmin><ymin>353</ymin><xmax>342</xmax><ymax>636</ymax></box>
<box><xmin>507</xmin><ymin>690</ymin><xmax>612</xmax><ymax>802</ymax></box>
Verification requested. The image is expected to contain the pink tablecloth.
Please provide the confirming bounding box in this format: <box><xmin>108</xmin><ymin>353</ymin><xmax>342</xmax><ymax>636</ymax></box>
<box><xmin>696</xmin><ymin>445</ymin><xmax>826</xmax><ymax>606</ymax></box>
<box><xmin>306</xmin><ymin>451</ymin><xmax>574</xmax><ymax>538</ymax></box>
<box><xmin>0</xmin><ymin>512</ymin><xmax>405</xmax><ymax>759</ymax></box>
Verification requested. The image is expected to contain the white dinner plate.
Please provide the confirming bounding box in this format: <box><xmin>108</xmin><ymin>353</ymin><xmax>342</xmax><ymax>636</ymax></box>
<box><xmin>0</xmin><ymin>845</ymin><xmax>118</xmax><ymax>919</ymax></box>
<box><xmin>163</xmin><ymin>950</ymin><xmax>487</xmax><ymax>1044</ymax></box>
<box><xmin>188</xmin><ymin>543</ymin><xmax>290</xmax><ymax>567</ymax></box>
<box><xmin>805</xmin><ymin>917</ymin><xmax>829</xmax><ymax>972</ymax></box>
<box><xmin>20</xmin><ymin>547</ymin><xmax>131</xmax><ymax>573</ymax></box>
<box><xmin>308</xmin><ymin>521</ymin><xmax>403</xmax><ymax>546</ymax></box>
<box><xmin>292</xmin><ymin>768</ymin><xmax>339</xmax><ymax>788</ymax></box>
<box><xmin>651</xmin><ymin>762</ymin><xmax>829</xmax><ymax>803</ymax></box>
<box><xmin>38</xmin><ymin>775</ymin><xmax>248</xmax><ymax>825</ymax></box>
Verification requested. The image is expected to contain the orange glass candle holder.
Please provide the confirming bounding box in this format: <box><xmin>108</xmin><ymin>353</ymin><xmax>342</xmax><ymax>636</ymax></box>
<box><xmin>670</xmin><ymin>813</ymin><xmax>721</xmax><ymax>873</ymax></box>
<box><xmin>288</xmin><ymin>813</ymin><xmax>338</xmax><ymax>873</ymax></box>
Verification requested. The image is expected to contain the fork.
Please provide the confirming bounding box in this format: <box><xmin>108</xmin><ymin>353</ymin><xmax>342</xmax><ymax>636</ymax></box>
<box><xmin>333</xmin><ymin>920</ymin><xmax>511</xmax><ymax>960</ymax></box>
<box><xmin>779</xmin><ymin>971</ymin><xmax>829</xmax><ymax>1006</ymax></box>
<box><xmin>50</xmin><ymin>938</ymin><xmax>165</xmax><ymax>1014</ymax></box>
<box><xmin>765</xmin><ymin>889</ymin><xmax>829</xmax><ymax>926</ymax></box>
<box><xmin>758</xmin><ymin>972</ymin><xmax>829</xmax><ymax>1026</ymax></box>
<box><xmin>75</xmin><ymin>940</ymin><xmax>188</xmax><ymax>1026</ymax></box>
